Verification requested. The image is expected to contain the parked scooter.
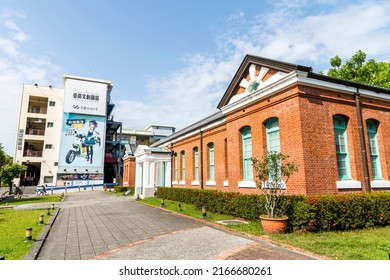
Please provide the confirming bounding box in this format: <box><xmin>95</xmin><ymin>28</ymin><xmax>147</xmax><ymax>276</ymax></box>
<box><xmin>65</xmin><ymin>131</ymin><xmax>100</xmax><ymax>164</ymax></box>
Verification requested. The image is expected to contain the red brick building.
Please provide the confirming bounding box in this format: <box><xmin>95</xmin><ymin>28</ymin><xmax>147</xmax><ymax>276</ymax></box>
<box><xmin>151</xmin><ymin>54</ymin><xmax>390</xmax><ymax>195</ymax></box>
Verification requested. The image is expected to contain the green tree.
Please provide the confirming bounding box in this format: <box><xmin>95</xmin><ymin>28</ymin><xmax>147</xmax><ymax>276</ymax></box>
<box><xmin>325</xmin><ymin>50</ymin><xmax>390</xmax><ymax>88</ymax></box>
<box><xmin>0</xmin><ymin>144</ymin><xmax>27</xmax><ymax>193</ymax></box>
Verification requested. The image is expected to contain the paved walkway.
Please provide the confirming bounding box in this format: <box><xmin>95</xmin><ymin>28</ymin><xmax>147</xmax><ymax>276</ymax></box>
<box><xmin>36</xmin><ymin>191</ymin><xmax>320</xmax><ymax>260</ymax></box>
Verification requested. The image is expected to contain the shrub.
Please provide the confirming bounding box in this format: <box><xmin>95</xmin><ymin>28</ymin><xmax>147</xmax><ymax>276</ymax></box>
<box><xmin>155</xmin><ymin>188</ymin><xmax>390</xmax><ymax>232</ymax></box>
<box><xmin>114</xmin><ymin>186</ymin><xmax>135</xmax><ymax>193</ymax></box>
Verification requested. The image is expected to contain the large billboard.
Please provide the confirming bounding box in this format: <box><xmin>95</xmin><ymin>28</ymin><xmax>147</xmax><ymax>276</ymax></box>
<box><xmin>63</xmin><ymin>78</ymin><xmax>107</xmax><ymax>116</ymax></box>
<box><xmin>58</xmin><ymin>77</ymin><xmax>109</xmax><ymax>177</ymax></box>
<box><xmin>58</xmin><ymin>113</ymin><xmax>106</xmax><ymax>173</ymax></box>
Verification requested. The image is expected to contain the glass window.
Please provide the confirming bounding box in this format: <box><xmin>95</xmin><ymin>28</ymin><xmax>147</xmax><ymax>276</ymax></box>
<box><xmin>367</xmin><ymin>120</ymin><xmax>382</xmax><ymax>180</ymax></box>
<box><xmin>266</xmin><ymin>118</ymin><xmax>280</xmax><ymax>153</ymax></box>
<box><xmin>174</xmin><ymin>153</ymin><xmax>178</xmax><ymax>181</ymax></box>
<box><xmin>241</xmin><ymin>127</ymin><xmax>253</xmax><ymax>180</ymax></box>
<box><xmin>193</xmin><ymin>147</ymin><xmax>199</xmax><ymax>181</ymax></box>
<box><xmin>208</xmin><ymin>143</ymin><xmax>214</xmax><ymax>181</ymax></box>
<box><xmin>333</xmin><ymin>116</ymin><xmax>351</xmax><ymax>180</ymax></box>
<box><xmin>181</xmin><ymin>151</ymin><xmax>185</xmax><ymax>181</ymax></box>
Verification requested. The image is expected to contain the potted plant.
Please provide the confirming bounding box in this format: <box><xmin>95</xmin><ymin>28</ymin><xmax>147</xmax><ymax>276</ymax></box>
<box><xmin>251</xmin><ymin>151</ymin><xmax>298</xmax><ymax>233</ymax></box>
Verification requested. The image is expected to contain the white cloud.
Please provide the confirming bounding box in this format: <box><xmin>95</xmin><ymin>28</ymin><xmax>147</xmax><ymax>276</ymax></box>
<box><xmin>0</xmin><ymin>10</ymin><xmax>60</xmax><ymax>155</ymax></box>
<box><xmin>115</xmin><ymin>0</ymin><xmax>390</xmax><ymax>134</ymax></box>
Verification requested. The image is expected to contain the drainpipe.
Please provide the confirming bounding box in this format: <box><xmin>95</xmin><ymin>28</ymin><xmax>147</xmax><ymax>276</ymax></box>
<box><xmin>199</xmin><ymin>129</ymin><xmax>204</xmax><ymax>189</ymax></box>
<box><xmin>170</xmin><ymin>142</ymin><xmax>174</xmax><ymax>188</ymax></box>
<box><xmin>355</xmin><ymin>89</ymin><xmax>371</xmax><ymax>192</ymax></box>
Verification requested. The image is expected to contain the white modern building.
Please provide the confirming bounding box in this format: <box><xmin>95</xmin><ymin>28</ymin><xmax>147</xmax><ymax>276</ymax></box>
<box><xmin>14</xmin><ymin>83</ymin><xmax>64</xmax><ymax>187</ymax></box>
<box><xmin>13</xmin><ymin>76</ymin><xmax>121</xmax><ymax>188</ymax></box>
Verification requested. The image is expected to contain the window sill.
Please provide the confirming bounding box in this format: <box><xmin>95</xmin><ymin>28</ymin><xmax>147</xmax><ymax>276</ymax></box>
<box><xmin>191</xmin><ymin>180</ymin><xmax>200</xmax><ymax>186</ymax></box>
<box><xmin>172</xmin><ymin>181</ymin><xmax>178</xmax><ymax>185</ymax></box>
<box><xmin>238</xmin><ymin>180</ymin><xmax>256</xmax><ymax>188</ymax></box>
<box><xmin>223</xmin><ymin>180</ymin><xmax>229</xmax><ymax>187</ymax></box>
<box><xmin>371</xmin><ymin>180</ymin><xmax>390</xmax><ymax>188</ymax></box>
<box><xmin>336</xmin><ymin>180</ymin><xmax>361</xmax><ymax>189</ymax></box>
<box><xmin>179</xmin><ymin>181</ymin><xmax>186</xmax><ymax>185</ymax></box>
<box><xmin>206</xmin><ymin>181</ymin><xmax>216</xmax><ymax>186</ymax></box>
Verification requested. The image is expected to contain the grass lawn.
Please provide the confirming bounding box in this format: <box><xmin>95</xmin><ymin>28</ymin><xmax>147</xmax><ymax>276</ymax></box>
<box><xmin>0</xmin><ymin>195</ymin><xmax>61</xmax><ymax>206</ymax></box>
<box><xmin>139</xmin><ymin>197</ymin><xmax>390</xmax><ymax>260</ymax></box>
<box><xmin>270</xmin><ymin>227</ymin><xmax>390</xmax><ymax>260</ymax></box>
<box><xmin>0</xmin><ymin>209</ymin><xmax>49</xmax><ymax>260</ymax></box>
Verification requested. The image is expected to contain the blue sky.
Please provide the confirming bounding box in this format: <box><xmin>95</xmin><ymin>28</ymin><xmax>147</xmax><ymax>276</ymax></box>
<box><xmin>1</xmin><ymin>0</ymin><xmax>390</xmax><ymax>155</ymax></box>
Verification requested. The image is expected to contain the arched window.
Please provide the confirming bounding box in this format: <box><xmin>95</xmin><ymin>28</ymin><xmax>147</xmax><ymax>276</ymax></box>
<box><xmin>193</xmin><ymin>147</ymin><xmax>199</xmax><ymax>181</ymax></box>
<box><xmin>266</xmin><ymin>118</ymin><xmax>280</xmax><ymax>153</ymax></box>
<box><xmin>333</xmin><ymin>115</ymin><xmax>351</xmax><ymax>180</ymax></box>
<box><xmin>174</xmin><ymin>153</ymin><xmax>178</xmax><ymax>181</ymax></box>
<box><xmin>208</xmin><ymin>143</ymin><xmax>214</xmax><ymax>181</ymax></box>
<box><xmin>241</xmin><ymin>127</ymin><xmax>253</xmax><ymax>180</ymax></box>
<box><xmin>181</xmin><ymin>151</ymin><xmax>185</xmax><ymax>181</ymax></box>
<box><xmin>367</xmin><ymin>120</ymin><xmax>382</xmax><ymax>179</ymax></box>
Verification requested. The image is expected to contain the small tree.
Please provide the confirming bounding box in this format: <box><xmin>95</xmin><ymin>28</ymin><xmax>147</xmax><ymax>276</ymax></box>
<box><xmin>0</xmin><ymin>144</ymin><xmax>27</xmax><ymax>193</ymax></box>
<box><xmin>251</xmin><ymin>152</ymin><xmax>298</xmax><ymax>218</ymax></box>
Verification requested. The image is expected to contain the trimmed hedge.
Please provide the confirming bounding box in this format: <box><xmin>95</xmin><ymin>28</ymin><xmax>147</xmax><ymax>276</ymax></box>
<box><xmin>155</xmin><ymin>188</ymin><xmax>390</xmax><ymax>232</ymax></box>
<box><xmin>114</xmin><ymin>186</ymin><xmax>135</xmax><ymax>193</ymax></box>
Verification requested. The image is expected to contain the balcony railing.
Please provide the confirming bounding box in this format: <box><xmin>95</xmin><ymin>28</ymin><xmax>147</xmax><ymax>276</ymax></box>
<box><xmin>23</xmin><ymin>150</ymin><xmax>43</xmax><ymax>157</ymax></box>
<box><xmin>25</xmin><ymin>128</ymin><xmax>45</xmax><ymax>136</ymax></box>
<box><xmin>28</xmin><ymin>107</ymin><xmax>47</xmax><ymax>114</ymax></box>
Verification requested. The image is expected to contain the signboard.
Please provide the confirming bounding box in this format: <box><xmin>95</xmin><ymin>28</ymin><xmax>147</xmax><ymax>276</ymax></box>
<box><xmin>63</xmin><ymin>78</ymin><xmax>108</xmax><ymax>116</ymax></box>
<box><xmin>58</xmin><ymin>113</ymin><xmax>105</xmax><ymax>173</ymax></box>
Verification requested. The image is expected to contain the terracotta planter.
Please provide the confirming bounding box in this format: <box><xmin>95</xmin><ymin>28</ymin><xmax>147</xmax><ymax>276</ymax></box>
<box><xmin>260</xmin><ymin>215</ymin><xmax>288</xmax><ymax>234</ymax></box>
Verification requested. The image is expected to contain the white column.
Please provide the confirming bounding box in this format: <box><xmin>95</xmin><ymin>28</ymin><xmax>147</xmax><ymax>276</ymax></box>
<box><xmin>142</xmin><ymin>161</ymin><xmax>149</xmax><ymax>197</ymax></box>
<box><xmin>144</xmin><ymin>161</ymin><xmax>155</xmax><ymax>198</ymax></box>
<box><xmin>135</xmin><ymin>163</ymin><xmax>143</xmax><ymax>197</ymax></box>
<box><xmin>165</xmin><ymin>161</ymin><xmax>171</xmax><ymax>187</ymax></box>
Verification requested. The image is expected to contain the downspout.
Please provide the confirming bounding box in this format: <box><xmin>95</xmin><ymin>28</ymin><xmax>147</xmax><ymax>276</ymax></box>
<box><xmin>199</xmin><ymin>129</ymin><xmax>204</xmax><ymax>189</ymax></box>
<box><xmin>118</xmin><ymin>124</ymin><xmax>122</xmax><ymax>186</ymax></box>
<box><xmin>355</xmin><ymin>89</ymin><xmax>371</xmax><ymax>192</ymax></box>
<box><xmin>170</xmin><ymin>142</ymin><xmax>173</xmax><ymax>188</ymax></box>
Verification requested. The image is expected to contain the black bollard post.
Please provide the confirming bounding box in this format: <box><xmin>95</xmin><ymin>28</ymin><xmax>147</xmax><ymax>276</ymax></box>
<box><xmin>25</xmin><ymin>227</ymin><xmax>32</xmax><ymax>241</ymax></box>
<box><xmin>202</xmin><ymin>206</ymin><xmax>207</xmax><ymax>219</ymax></box>
<box><xmin>39</xmin><ymin>214</ymin><xmax>44</xmax><ymax>225</ymax></box>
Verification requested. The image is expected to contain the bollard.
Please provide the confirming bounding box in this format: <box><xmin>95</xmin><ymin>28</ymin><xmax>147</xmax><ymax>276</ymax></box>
<box><xmin>39</xmin><ymin>214</ymin><xmax>44</xmax><ymax>225</ymax></box>
<box><xmin>202</xmin><ymin>206</ymin><xmax>207</xmax><ymax>219</ymax></box>
<box><xmin>51</xmin><ymin>188</ymin><xmax>53</xmax><ymax>195</ymax></box>
<box><xmin>161</xmin><ymin>198</ymin><xmax>165</xmax><ymax>208</ymax></box>
<box><xmin>25</xmin><ymin>227</ymin><xmax>32</xmax><ymax>241</ymax></box>
<box><xmin>178</xmin><ymin>203</ymin><xmax>182</xmax><ymax>211</ymax></box>
<box><xmin>79</xmin><ymin>186</ymin><xmax>80</xmax><ymax>192</ymax></box>
<box><xmin>51</xmin><ymin>203</ymin><xmax>55</xmax><ymax>210</ymax></box>
<box><xmin>47</xmin><ymin>208</ymin><xmax>51</xmax><ymax>216</ymax></box>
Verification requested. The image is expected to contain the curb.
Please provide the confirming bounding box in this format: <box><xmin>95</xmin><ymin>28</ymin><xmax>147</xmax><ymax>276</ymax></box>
<box><xmin>24</xmin><ymin>194</ymin><xmax>66</xmax><ymax>260</ymax></box>
<box><xmin>24</xmin><ymin>207</ymin><xmax>61</xmax><ymax>260</ymax></box>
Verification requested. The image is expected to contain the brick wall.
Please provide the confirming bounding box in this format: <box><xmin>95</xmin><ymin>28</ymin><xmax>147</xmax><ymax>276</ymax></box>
<box><xmin>162</xmin><ymin>84</ymin><xmax>390</xmax><ymax>195</ymax></box>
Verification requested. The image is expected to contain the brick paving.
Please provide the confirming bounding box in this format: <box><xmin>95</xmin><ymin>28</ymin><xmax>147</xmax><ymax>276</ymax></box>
<box><xmin>36</xmin><ymin>191</ymin><xmax>319</xmax><ymax>260</ymax></box>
